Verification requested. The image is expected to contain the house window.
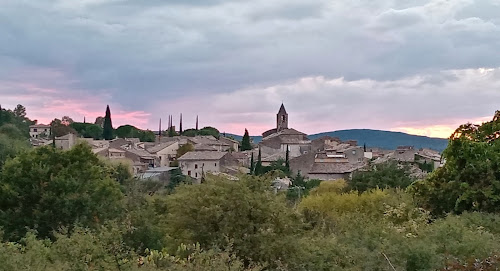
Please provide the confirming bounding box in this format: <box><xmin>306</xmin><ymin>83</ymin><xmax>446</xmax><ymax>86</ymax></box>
<box><xmin>33</xmin><ymin>128</ymin><xmax>38</xmax><ymax>132</ymax></box>
<box><xmin>215</xmin><ymin>163</ymin><xmax>217</xmax><ymax>166</ymax></box>
<box><xmin>202</xmin><ymin>163</ymin><xmax>204</xmax><ymax>167</ymax></box>
<box><xmin>44</xmin><ymin>129</ymin><xmax>48</xmax><ymax>132</ymax></box>
<box><xmin>195</xmin><ymin>173</ymin><xmax>198</xmax><ymax>178</ymax></box>
<box><xmin>188</xmin><ymin>170</ymin><xmax>191</xmax><ymax>176</ymax></box>
<box><xmin>195</xmin><ymin>164</ymin><xmax>198</xmax><ymax>169</ymax></box>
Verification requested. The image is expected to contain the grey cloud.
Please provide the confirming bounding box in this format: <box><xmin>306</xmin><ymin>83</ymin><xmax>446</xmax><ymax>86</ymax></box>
<box><xmin>1</xmin><ymin>0</ymin><xmax>500</xmax><ymax>131</ymax></box>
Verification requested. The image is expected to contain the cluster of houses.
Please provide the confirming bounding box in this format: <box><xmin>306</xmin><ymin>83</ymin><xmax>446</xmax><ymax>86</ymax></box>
<box><xmin>28</xmin><ymin>104</ymin><xmax>443</xmax><ymax>184</ymax></box>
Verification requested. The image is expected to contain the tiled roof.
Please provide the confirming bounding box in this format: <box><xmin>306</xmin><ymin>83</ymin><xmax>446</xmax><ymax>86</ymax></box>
<box><xmin>30</xmin><ymin>124</ymin><xmax>51</xmax><ymax>128</ymax></box>
<box><xmin>147</xmin><ymin>141</ymin><xmax>177</xmax><ymax>153</ymax></box>
<box><xmin>309</xmin><ymin>162</ymin><xmax>359</xmax><ymax>174</ymax></box>
<box><xmin>178</xmin><ymin>151</ymin><xmax>227</xmax><ymax>161</ymax></box>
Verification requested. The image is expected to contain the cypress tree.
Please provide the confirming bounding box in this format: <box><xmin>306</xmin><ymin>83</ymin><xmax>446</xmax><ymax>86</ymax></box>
<box><xmin>241</xmin><ymin>129</ymin><xmax>252</xmax><ymax>151</ymax></box>
<box><xmin>285</xmin><ymin>144</ymin><xmax>290</xmax><ymax>172</ymax></box>
<box><xmin>179</xmin><ymin>113</ymin><xmax>183</xmax><ymax>135</ymax></box>
<box><xmin>255</xmin><ymin>148</ymin><xmax>262</xmax><ymax>175</ymax></box>
<box><xmin>102</xmin><ymin>105</ymin><xmax>114</xmax><ymax>140</ymax></box>
<box><xmin>250</xmin><ymin>152</ymin><xmax>254</xmax><ymax>175</ymax></box>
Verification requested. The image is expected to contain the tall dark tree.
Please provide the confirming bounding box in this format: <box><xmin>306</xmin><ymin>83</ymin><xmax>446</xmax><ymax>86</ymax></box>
<box><xmin>250</xmin><ymin>152</ymin><xmax>255</xmax><ymax>174</ymax></box>
<box><xmin>285</xmin><ymin>145</ymin><xmax>290</xmax><ymax>171</ymax></box>
<box><xmin>102</xmin><ymin>105</ymin><xmax>114</xmax><ymax>140</ymax></box>
<box><xmin>196</xmin><ymin>115</ymin><xmax>199</xmax><ymax>130</ymax></box>
<box><xmin>241</xmin><ymin>129</ymin><xmax>252</xmax><ymax>151</ymax></box>
<box><xmin>254</xmin><ymin>148</ymin><xmax>262</xmax><ymax>175</ymax></box>
<box><xmin>179</xmin><ymin>113</ymin><xmax>183</xmax><ymax>135</ymax></box>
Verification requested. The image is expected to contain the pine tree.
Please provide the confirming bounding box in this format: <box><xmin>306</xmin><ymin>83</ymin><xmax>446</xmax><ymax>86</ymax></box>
<box><xmin>254</xmin><ymin>148</ymin><xmax>262</xmax><ymax>175</ymax></box>
<box><xmin>363</xmin><ymin>143</ymin><xmax>367</xmax><ymax>152</ymax></box>
<box><xmin>250</xmin><ymin>152</ymin><xmax>254</xmax><ymax>175</ymax></box>
<box><xmin>196</xmin><ymin>115</ymin><xmax>199</xmax><ymax>130</ymax></box>
<box><xmin>241</xmin><ymin>129</ymin><xmax>252</xmax><ymax>151</ymax></box>
<box><xmin>102</xmin><ymin>105</ymin><xmax>114</xmax><ymax>140</ymax></box>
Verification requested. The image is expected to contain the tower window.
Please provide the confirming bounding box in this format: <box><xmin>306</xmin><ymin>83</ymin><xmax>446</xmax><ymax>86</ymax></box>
<box><xmin>282</xmin><ymin>115</ymin><xmax>286</xmax><ymax>121</ymax></box>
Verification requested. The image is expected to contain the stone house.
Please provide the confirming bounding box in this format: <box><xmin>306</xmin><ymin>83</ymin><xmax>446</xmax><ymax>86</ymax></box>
<box><xmin>393</xmin><ymin>146</ymin><xmax>417</xmax><ymax>162</ymax></box>
<box><xmin>220</xmin><ymin>136</ymin><xmax>240</xmax><ymax>152</ymax></box>
<box><xmin>146</xmin><ymin>141</ymin><xmax>179</xmax><ymax>167</ymax></box>
<box><xmin>29</xmin><ymin>124</ymin><xmax>51</xmax><ymax>138</ymax></box>
<box><xmin>177</xmin><ymin>151</ymin><xmax>239</xmax><ymax>180</ymax></box>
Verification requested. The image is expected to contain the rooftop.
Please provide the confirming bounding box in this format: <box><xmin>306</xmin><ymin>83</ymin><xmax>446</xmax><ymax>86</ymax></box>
<box><xmin>178</xmin><ymin>151</ymin><xmax>227</xmax><ymax>161</ymax></box>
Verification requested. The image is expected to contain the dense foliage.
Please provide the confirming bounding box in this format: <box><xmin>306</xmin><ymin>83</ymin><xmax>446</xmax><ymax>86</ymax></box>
<box><xmin>350</xmin><ymin>161</ymin><xmax>415</xmax><ymax>192</ymax></box>
<box><xmin>412</xmin><ymin>111</ymin><xmax>500</xmax><ymax>215</ymax></box>
<box><xmin>0</xmin><ymin>144</ymin><xmax>123</xmax><ymax>240</ymax></box>
<box><xmin>116</xmin><ymin>125</ymin><xmax>156</xmax><ymax>142</ymax></box>
<box><xmin>70</xmin><ymin>122</ymin><xmax>103</xmax><ymax>139</ymax></box>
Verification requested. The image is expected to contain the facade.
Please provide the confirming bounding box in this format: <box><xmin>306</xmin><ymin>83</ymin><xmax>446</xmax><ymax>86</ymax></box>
<box><xmin>29</xmin><ymin>124</ymin><xmax>51</xmax><ymax>138</ymax></box>
<box><xmin>220</xmin><ymin>136</ymin><xmax>240</xmax><ymax>152</ymax></box>
<box><xmin>54</xmin><ymin>133</ymin><xmax>78</xmax><ymax>150</ymax></box>
<box><xmin>393</xmin><ymin>146</ymin><xmax>417</xmax><ymax>162</ymax></box>
<box><xmin>177</xmin><ymin>151</ymin><xmax>239</xmax><ymax>180</ymax></box>
<box><xmin>147</xmin><ymin>141</ymin><xmax>179</xmax><ymax>167</ymax></box>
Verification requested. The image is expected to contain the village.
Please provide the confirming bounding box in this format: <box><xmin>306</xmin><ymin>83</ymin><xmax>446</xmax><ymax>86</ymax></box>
<box><xmin>27</xmin><ymin>104</ymin><xmax>444</xmax><ymax>188</ymax></box>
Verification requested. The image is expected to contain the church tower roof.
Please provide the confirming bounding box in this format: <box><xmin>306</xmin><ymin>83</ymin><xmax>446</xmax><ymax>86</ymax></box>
<box><xmin>278</xmin><ymin>103</ymin><xmax>287</xmax><ymax>115</ymax></box>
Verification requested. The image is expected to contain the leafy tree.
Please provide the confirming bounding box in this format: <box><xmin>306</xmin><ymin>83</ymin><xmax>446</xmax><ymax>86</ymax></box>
<box><xmin>241</xmin><ymin>129</ymin><xmax>252</xmax><ymax>151</ymax></box>
<box><xmin>199</xmin><ymin>126</ymin><xmax>220</xmax><ymax>138</ymax></box>
<box><xmin>0</xmin><ymin>144</ymin><xmax>124</xmax><ymax>240</ymax></box>
<box><xmin>411</xmin><ymin>111</ymin><xmax>500</xmax><ymax>215</ymax></box>
<box><xmin>50</xmin><ymin>118</ymin><xmax>77</xmax><ymax>137</ymax></box>
<box><xmin>160</xmin><ymin>174</ymin><xmax>302</xmax><ymax>265</ymax></box>
<box><xmin>13</xmin><ymin>104</ymin><xmax>26</xmax><ymax>118</ymax></box>
<box><xmin>182</xmin><ymin>128</ymin><xmax>198</xmax><ymax>137</ymax></box>
<box><xmin>167</xmin><ymin>168</ymin><xmax>191</xmax><ymax>192</ymax></box>
<box><xmin>115</xmin><ymin>125</ymin><xmax>156</xmax><ymax>142</ymax></box>
<box><xmin>70</xmin><ymin>122</ymin><xmax>103</xmax><ymax>139</ymax></box>
<box><xmin>176</xmin><ymin>143</ymin><xmax>194</xmax><ymax>158</ymax></box>
<box><xmin>349</xmin><ymin>161</ymin><xmax>414</xmax><ymax>192</ymax></box>
<box><xmin>61</xmin><ymin>116</ymin><xmax>74</xmax><ymax>126</ymax></box>
<box><xmin>103</xmin><ymin>105</ymin><xmax>114</xmax><ymax>140</ymax></box>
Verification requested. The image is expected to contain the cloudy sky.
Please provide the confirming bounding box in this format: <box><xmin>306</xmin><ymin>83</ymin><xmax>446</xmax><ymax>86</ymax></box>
<box><xmin>1</xmin><ymin>0</ymin><xmax>500</xmax><ymax>138</ymax></box>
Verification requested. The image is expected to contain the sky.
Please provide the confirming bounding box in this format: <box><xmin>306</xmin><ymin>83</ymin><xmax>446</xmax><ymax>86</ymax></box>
<box><xmin>1</xmin><ymin>0</ymin><xmax>500</xmax><ymax>138</ymax></box>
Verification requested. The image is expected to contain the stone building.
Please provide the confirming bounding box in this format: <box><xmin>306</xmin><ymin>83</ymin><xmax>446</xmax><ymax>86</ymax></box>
<box><xmin>260</xmin><ymin>104</ymin><xmax>311</xmax><ymax>158</ymax></box>
<box><xmin>177</xmin><ymin>151</ymin><xmax>239</xmax><ymax>180</ymax></box>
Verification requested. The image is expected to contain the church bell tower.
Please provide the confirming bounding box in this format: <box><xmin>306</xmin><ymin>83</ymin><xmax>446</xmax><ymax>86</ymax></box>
<box><xmin>277</xmin><ymin>103</ymin><xmax>288</xmax><ymax>132</ymax></box>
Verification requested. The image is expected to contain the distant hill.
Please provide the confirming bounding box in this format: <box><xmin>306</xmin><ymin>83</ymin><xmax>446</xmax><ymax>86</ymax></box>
<box><xmin>227</xmin><ymin>129</ymin><xmax>449</xmax><ymax>152</ymax></box>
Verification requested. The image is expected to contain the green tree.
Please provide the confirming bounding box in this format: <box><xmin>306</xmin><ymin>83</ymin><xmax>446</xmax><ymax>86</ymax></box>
<box><xmin>50</xmin><ymin>118</ymin><xmax>77</xmax><ymax>137</ymax></box>
<box><xmin>176</xmin><ymin>143</ymin><xmax>194</xmax><ymax>158</ymax></box>
<box><xmin>0</xmin><ymin>144</ymin><xmax>124</xmax><ymax>240</ymax></box>
<box><xmin>199</xmin><ymin>126</ymin><xmax>220</xmax><ymax>138</ymax></box>
<box><xmin>13</xmin><ymin>104</ymin><xmax>26</xmax><ymax>118</ymax></box>
<box><xmin>103</xmin><ymin>105</ymin><xmax>114</xmax><ymax>140</ymax></box>
<box><xmin>241</xmin><ymin>129</ymin><xmax>252</xmax><ymax>151</ymax></box>
<box><xmin>411</xmin><ymin>111</ymin><xmax>500</xmax><ymax>215</ymax></box>
<box><xmin>160</xmin><ymin>175</ymin><xmax>302</xmax><ymax>265</ymax></box>
<box><xmin>254</xmin><ymin>148</ymin><xmax>262</xmax><ymax>175</ymax></box>
<box><xmin>349</xmin><ymin>161</ymin><xmax>414</xmax><ymax>192</ymax></box>
<box><xmin>249</xmin><ymin>152</ymin><xmax>254</xmax><ymax>174</ymax></box>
